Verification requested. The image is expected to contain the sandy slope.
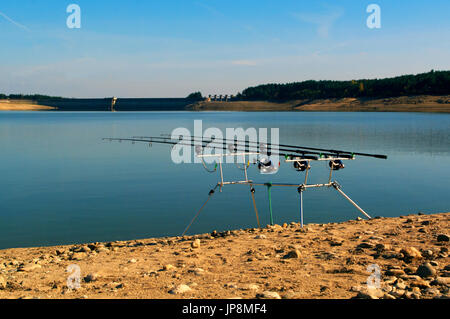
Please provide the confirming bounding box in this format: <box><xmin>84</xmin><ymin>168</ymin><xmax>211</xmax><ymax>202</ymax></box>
<box><xmin>188</xmin><ymin>95</ymin><xmax>450</xmax><ymax>112</ymax></box>
<box><xmin>0</xmin><ymin>101</ymin><xmax>55</xmax><ymax>111</ymax></box>
<box><xmin>0</xmin><ymin>212</ymin><xmax>448</xmax><ymax>299</ymax></box>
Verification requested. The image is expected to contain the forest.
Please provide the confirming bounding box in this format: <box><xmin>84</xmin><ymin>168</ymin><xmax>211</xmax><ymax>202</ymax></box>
<box><xmin>237</xmin><ymin>70</ymin><xmax>450</xmax><ymax>101</ymax></box>
<box><xmin>0</xmin><ymin>94</ymin><xmax>63</xmax><ymax>100</ymax></box>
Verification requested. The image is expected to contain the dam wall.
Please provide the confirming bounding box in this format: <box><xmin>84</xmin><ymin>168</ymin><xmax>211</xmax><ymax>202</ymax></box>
<box><xmin>35</xmin><ymin>98</ymin><xmax>192</xmax><ymax>111</ymax></box>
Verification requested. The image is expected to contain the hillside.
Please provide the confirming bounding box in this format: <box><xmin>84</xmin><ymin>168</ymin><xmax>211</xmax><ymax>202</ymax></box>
<box><xmin>188</xmin><ymin>95</ymin><xmax>450</xmax><ymax>112</ymax></box>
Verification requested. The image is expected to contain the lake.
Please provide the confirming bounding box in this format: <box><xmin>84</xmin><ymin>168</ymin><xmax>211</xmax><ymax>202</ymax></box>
<box><xmin>0</xmin><ymin>111</ymin><xmax>449</xmax><ymax>249</ymax></box>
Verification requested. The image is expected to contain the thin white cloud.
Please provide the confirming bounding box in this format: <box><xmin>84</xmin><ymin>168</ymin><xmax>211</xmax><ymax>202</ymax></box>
<box><xmin>231</xmin><ymin>60</ymin><xmax>258</xmax><ymax>66</ymax></box>
<box><xmin>194</xmin><ymin>1</ymin><xmax>225</xmax><ymax>17</ymax></box>
<box><xmin>293</xmin><ymin>7</ymin><xmax>344</xmax><ymax>38</ymax></box>
<box><xmin>0</xmin><ymin>11</ymin><xmax>30</xmax><ymax>31</ymax></box>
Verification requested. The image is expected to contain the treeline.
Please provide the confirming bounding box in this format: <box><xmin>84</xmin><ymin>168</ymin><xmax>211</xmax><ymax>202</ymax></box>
<box><xmin>238</xmin><ymin>70</ymin><xmax>450</xmax><ymax>101</ymax></box>
<box><xmin>0</xmin><ymin>94</ymin><xmax>64</xmax><ymax>100</ymax></box>
<box><xmin>186</xmin><ymin>91</ymin><xmax>203</xmax><ymax>101</ymax></box>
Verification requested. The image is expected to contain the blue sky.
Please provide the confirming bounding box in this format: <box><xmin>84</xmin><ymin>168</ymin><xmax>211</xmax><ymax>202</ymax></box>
<box><xmin>0</xmin><ymin>0</ymin><xmax>449</xmax><ymax>97</ymax></box>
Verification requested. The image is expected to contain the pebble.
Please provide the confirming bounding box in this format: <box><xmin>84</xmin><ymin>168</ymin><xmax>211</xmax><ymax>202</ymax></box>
<box><xmin>257</xmin><ymin>291</ymin><xmax>281</xmax><ymax>299</ymax></box>
<box><xmin>328</xmin><ymin>238</ymin><xmax>344</xmax><ymax>246</ymax></box>
<box><xmin>191</xmin><ymin>239</ymin><xmax>201</xmax><ymax>249</ymax></box>
<box><xmin>191</xmin><ymin>268</ymin><xmax>205</xmax><ymax>276</ymax></box>
<box><xmin>18</xmin><ymin>263</ymin><xmax>42</xmax><ymax>272</ymax></box>
<box><xmin>385</xmin><ymin>269</ymin><xmax>405</xmax><ymax>276</ymax></box>
<box><xmin>437</xmin><ymin>234</ymin><xmax>449</xmax><ymax>242</ymax></box>
<box><xmin>405</xmin><ymin>291</ymin><xmax>420</xmax><ymax>299</ymax></box>
<box><xmin>395</xmin><ymin>281</ymin><xmax>407</xmax><ymax>290</ymax></box>
<box><xmin>282</xmin><ymin>291</ymin><xmax>298</xmax><ymax>299</ymax></box>
<box><xmin>0</xmin><ymin>275</ymin><xmax>6</xmax><ymax>289</ymax></box>
<box><xmin>242</xmin><ymin>284</ymin><xmax>259</xmax><ymax>291</ymax></box>
<box><xmin>357</xmin><ymin>242</ymin><xmax>374</xmax><ymax>249</ymax></box>
<box><xmin>409</xmin><ymin>279</ymin><xmax>431</xmax><ymax>289</ymax></box>
<box><xmin>254</xmin><ymin>235</ymin><xmax>267</xmax><ymax>239</ymax></box>
<box><xmin>406</xmin><ymin>275</ymin><xmax>422</xmax><ymax>281</ymax></box>
<box><xmin>411</xmin><ymin>287</ymin><xmax>421</xmax><ymax>294</ymax></box>
<box><xmin>163</xmin><ymin>264</ymin><xmax>175</xmax><ymax>271</ymax></box>
<box><xmin>400</xmin><ymin>247</ymin><xmax>422</xmax><ymax>259</ymax></box>
<box><xmin>391</xmin><ymin>289</ymin><xmax>406</xmax><ymax>298</ymax></box>
<box><xmin>432</xmin><ymin>277</ymin><xmax>450</xmax><ymax>285</ymax></box>
<box><xmin>55</xmin><ymin>249</ymin><xmax>66</xmax><ymax>255</ymax></box>
<box><xmin>169</xmin><ymin>284</ymin><xmax>192</xmax><ymax>294</ymax></box>
<box><xmin>430</xmin><ymin>261</ymin><xmax>439</xmax><ymax>267</ymax></box>
<box><xmin>70</xmin><ymin>252</ymin><xmax>87</xmax><ymax>261</ymax></box>
<box><xmin>84</xmin><ymin>273</ymin><xmax>98</xmax><ymax>283</ymax></box>
<box><xmin>424</xmin><ymin>288</ymin><xmax>441</xmax><ymax>296</ymax></box>
<box><xmin>416</xmin><ymin>263</ymin><xmax>436</xmax><ymax>278</ymax></box>
<box><xmin>355</xmin><ymin>287</ymin><xmax>384</xmax><ymax>299</ymax></box>
<box><xmin>403</xmin><ymin>266</ymin><xmax>416</xmax><ymax>274</ymax></box>
<box><xmin>128</xmin><ymin>259</ymin><xmax>137</xmax><ymax>263</ymax></box>
<box><xmin>77</xmin><ymin>246</ymin><xmax>91</xmax><ymax>253</ymax></box>
<box><xmin>283</xmin><ymin>249</ymin><xmax>301</xmax><ymax>259</ymax></box>
<box><xmin>375</xmin><ymin>243</ymin><xmax>392</xmax><ymax>251</ymax></box>
<box><xmin>383</xmin><ymin>277</ymin><xmax>397</xmax><ymax>285</ymax></box>
<box><xmin>224</xmin><ymin>283</ymin><xmax>238</xmax><ymax>289</ymax></box>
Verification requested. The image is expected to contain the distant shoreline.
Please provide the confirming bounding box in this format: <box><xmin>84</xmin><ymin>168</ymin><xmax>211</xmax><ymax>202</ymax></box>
<box><xmin>1</xmin><ymin>95</ymin><xmax>449</xmax><ymax>112</ymax></box>
<box><xmin>188</xmin><ymin>95</ymin><xmax>450</xmax><ymax>113</ymax></box>
<box><xmin>0</xmin><ymin>100</ymin><xmax>56</xmax><ymax>111</ymax></box>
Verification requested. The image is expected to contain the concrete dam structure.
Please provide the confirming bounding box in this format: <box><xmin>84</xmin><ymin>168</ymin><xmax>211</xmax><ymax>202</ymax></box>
<box><xmin>36</xmin><ymin>98</ymin><xmax>193</xmax><ymax>111</ymax></box>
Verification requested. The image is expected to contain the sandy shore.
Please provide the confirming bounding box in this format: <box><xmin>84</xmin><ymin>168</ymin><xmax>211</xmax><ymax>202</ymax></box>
<box><xmin>0</xmin><ymin>212</ymin><xmax>448</xmax><ymax>299</ymax></box>
<box><xmin>188</xmin><ymin>95</ymin><xmax>450</xmax><ymax>113</ymax></box>
<box><xmin>0</xmin><ymin>100</ymin><xmax>55</xmax><ymax>111</ymax></box>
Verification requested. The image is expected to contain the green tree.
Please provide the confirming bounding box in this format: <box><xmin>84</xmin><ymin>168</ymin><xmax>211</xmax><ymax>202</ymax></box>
<box><xmin>186</xmin><ymin>92</ymin><xmax>203</xmax><ymax>100</ymax></box>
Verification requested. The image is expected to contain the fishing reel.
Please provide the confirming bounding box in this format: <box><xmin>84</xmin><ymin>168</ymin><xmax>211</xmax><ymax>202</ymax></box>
<box><xmin>293</xmin><ymin>160</ymin><xmax>310</xmax><ymax>172</ymax></box>
<box><xmin>195</xmin><ymin>145</ymin><xmax>203</xmax><ymax>155</ymax></box>
<box><xmin>227</xmin><ymin>143</ymin><xmax>238</xmax><ymax>153</ymax></box>
<box><xmin>329</xmin><ymin>159</ymin><xmax>345</xmax><ymax>171</ymax></box>
<box><xmin>257</xmin><ymin>156</ymin><xmax>279</xmax><ymax>174</ymax></box>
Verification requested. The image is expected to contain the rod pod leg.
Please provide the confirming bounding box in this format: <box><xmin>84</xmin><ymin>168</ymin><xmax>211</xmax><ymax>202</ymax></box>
<box><xmin>250</xmin><ymin>187</ymin><xmax>261</xmax><ymax>228</ymax></box>
<box><xmin>182</xmin><ymin>187</ymin><xmax>216</xmax><ymax>236</ymax></box>
<box><xmin>297</xmin><ymin>185</ymin><xmax>305</xmax><ymax>228</ymax></box>
<box><xmin>331</xmin><ymin>181</ymin><xmax>372</xmax><ymax>219</ymax></box>
<box><xmin>266</xmin><ymin>183</ymin><xmax>274</xmax><ymax>226</ymax></box>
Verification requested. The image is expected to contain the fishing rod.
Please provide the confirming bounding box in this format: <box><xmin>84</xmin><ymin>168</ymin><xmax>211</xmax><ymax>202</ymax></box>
<box><xmin>105</xmin><ymin>134</ymin><xmax>387</xmax><ymax>235</ymax></box>
<box><xmin>103</xmin><ymin>137</ymin><xmax>344</xmax><ymax>159</ymax></box>
<box><xmin>135</xmin><ymin>135</ymin><xmax>388</xmax><ymax>160</ymax></box>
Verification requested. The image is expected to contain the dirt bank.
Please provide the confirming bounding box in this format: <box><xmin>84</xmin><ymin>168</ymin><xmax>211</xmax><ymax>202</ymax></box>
<box><xmin>188</xmin><ymin>95</ymin><xmax>450</xmax><ymax>113</ymax></box>
<box><xmin>0</xmin><ymin>212</ymin><xmax>448</xmax><ymax>299</ymax></box>
<box><xmin>0</xmin><ymin>100</ymin><xmax>56</xmax><ymax>111</ymax></box>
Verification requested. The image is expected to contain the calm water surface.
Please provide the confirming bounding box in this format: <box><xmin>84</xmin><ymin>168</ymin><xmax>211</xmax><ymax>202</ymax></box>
<box><xmin>0</xmin><ymin>111</ymin><xmax>449</xmax><ymax>249</ymax></box>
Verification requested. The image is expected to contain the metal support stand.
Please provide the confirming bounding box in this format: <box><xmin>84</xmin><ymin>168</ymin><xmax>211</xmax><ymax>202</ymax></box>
<box><xmin>243</xmin><ymin>154</ymin><xmax>261</xmax><ymax>228</ymax></box>
<box><xmin>266</xmin><ymin>183</ymin><xmax>274</xmax><ymax>226</ymax></box>
<box><xmin>182</xmin><ymin>187</ymin><xmax>217</xmax><ymax>236</ymax></box>
<box><xmin>331</xmin><ymin>181</ymin><xmax>372</xmax><ymax>219</ymax></box>
<box><xmin>297</xmin><ymin>185</ymin><xmax>305</xmax><ymax>227</ymax></box>
<box><xmin>250</xmin><ymin>188</ymin><xmax>261</xmax><ymax>228</ymax></box>
<box><xmin>218</xmin><ymin>159</ymin><xmax>224</xmax><ymax>192</ymax></box>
